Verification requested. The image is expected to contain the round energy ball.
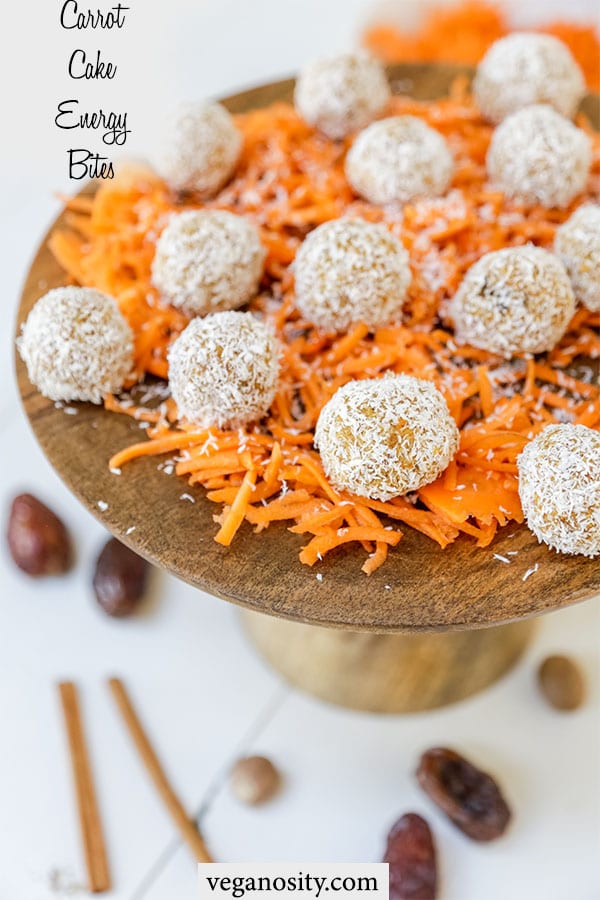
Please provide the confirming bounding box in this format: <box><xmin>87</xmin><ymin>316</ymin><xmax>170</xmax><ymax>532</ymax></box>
<box><xmin>168</xmin><ymin>311</ymin><xmax>279</xmax><ymax>428</ymax></box>
<box><xmin>473</xmin><ymin>33</ymin><xmax>585</xmax><ymax>124</ymax></box>
<box><xmin>18</xmin><ymin>286</ymin><xmax>133</xmax><ymax>404</ymax></box>
<box><xmin>450</xmin><ymin>245</ymin><xmax>575</xmax><ymax>358</ymax></box>
<box><xmin>487</xmin><ymin>105</ymin><xmax>592</xmax><ymax>208</ymax></box>
<box><xmin>518</xmin><ymin>424</ymin><xmax>600</xmax><ymax>557</ymax></box>
<box><xmin>554</xmin><ymin>203</ymin><xmax>600</xmax><ymax>312</ymax></box>
<box><xmin>294</xmin><ymin>52</ymin><xmax>390</xmax><ymax>140</ymax></box>
<box><xmin>345</xmin><ymin>116</ymin><xmax>454</xmax><ymax>205</ymax></box>
<box><xmin>152</xmin><ymin>210</ymin><xmax>266</xmax><ymax>317</ymax></box>
<box><xmin>315</xmin><ymin>375</ymin><xmax>459</xmax><ymax>501</ymax></box>
<box><xmin>161</xmin><ymin>102</ymin><xmax>242</xmax><ymax>197</ymax></box>
<box><xmin>293</xmin><ymin>218</ymin><xmax>411</xmax><ymax>332</ymax></box>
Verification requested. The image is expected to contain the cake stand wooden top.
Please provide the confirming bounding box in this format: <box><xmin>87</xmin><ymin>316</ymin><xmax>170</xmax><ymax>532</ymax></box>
<box><xmin>15</xmin><ymin>64</ymin><xmax>600</xmax><ymax>633</ymax></box>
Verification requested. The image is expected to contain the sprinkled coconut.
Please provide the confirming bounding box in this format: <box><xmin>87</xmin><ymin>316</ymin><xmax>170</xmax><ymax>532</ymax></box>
<box><xmin>487</xmin><ymin>105</ymin><xmax>591</xmax><ymax>208</ymax></box>
<box><xmin>554</xmin><ymin>203</ymin><xmax>600</xmax><ymax>312</ymax></box>
<box><xmin>473</xmin><ymin>33</ymin><xmax>585</xmax><ymax>124</ymax></box>
<box><xmin>518</xmin><ymin>424</ymin><xmax>600</xmax><ymax>558</ymax></box>
<box><xmin>450</xmin><ymin>245</ymin><xmax>575</xmax><ymax>358</ymax></box>
<box><xmin>345</xmin><ymin>116</ymin><xmax>454</xmax><ymax>206</ymax></box>
<box><xmin>168</xmin><ymin>311</ymin><xmax>279</xmax><ymax>429</ymax></box>
<box><xmin>315</xmin><ymin>375</ymin><xmax>459</xmax><ymax>501</ymax></box>
<box><xmin>152</xmin><ymin>210</ymin><xmax>266</xmax><ymax>317</ymax></box>
<box><xmin>294</xmin><ymin>52</ymin><xmax>390</xmax><ymax>140</ymax></box>
<box><xmin>161</xmin><ymin>102</ymin><xmax>242</xmax><ymax>197</ymax></box>
<box><xmin>293</xmin><ymin>218</ymin><xmax>411</xmax><ymax>332</ymax></box>
<box><xmin>18</xmin><ymin>286</ymin><xmax>133</xmax><ymax>403</ymax></box>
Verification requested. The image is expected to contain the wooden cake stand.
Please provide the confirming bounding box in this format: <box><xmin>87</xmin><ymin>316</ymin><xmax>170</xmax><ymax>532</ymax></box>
<box><xmin>16</xmin><ymin>65</ymin><xmax>600</xmax><ymax>713</ymax></box>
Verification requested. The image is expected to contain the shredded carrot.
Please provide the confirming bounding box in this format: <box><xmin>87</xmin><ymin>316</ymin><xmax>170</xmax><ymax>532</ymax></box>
<box><xmin>263</xmin><ymin>441</ymin><xmax>283</xmax><ymax>486</ymax></box>
<box><xmin>214</xmin><ymin>467</ymin><xmax>258</xmax><ymax>546</ymax></box>
<box><xmin>288</xmin><ymin>506</ymin><xmax>343</xmax><ymax>534</ymax></box>
<box><xmin>476</xmin><ymin>366</ymin><xmax>494</xmax><ymax>418</ymax></box>
<box><xmin>362</xmin><ymin>0</ymin><xmax>600</xmax><ymax>91</ymax></box>
<box><xmin>49</xmin><ymin>80</ymin><xmax>600</xmax><ymax>575</ymax></box>
<box><xmin>299</xmin><ymin>527</ymin><xmax>402</xmax><ymax>567</ymax></box>
<box><xmin>108</xmin><ymin>432</ymin><xmax>209</xmax><ymax>469</ymax></box>
<box><xmin>362</xmin><ymin>543</ymin><xmax>390</xmax><ymax>576</ymax></box>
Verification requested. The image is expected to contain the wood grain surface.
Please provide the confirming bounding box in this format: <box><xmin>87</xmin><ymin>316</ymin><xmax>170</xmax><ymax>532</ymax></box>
<box><xmin>241</xmin><ymin>610</ymin><xmax>537</xmax><ymax>712</ymax></box>
<box><xmin>15</xmin><ymin>64</ymin><xmax>600</xmax><ymax>634</ymax></box>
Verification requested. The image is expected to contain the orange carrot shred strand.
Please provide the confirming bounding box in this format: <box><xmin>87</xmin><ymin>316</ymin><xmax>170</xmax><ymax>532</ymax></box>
<box><xmin>214</xmin><ymin>468</ymin><xmax>257</xmax><ymax>546</ymax></box>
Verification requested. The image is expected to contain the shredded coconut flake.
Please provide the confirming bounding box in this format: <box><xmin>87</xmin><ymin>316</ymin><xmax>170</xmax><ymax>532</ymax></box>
<box><xmin>451</xmin><ymin>245</ymin><xmax>575</xmax><ymax>357</ymax></box>
<box><xmin>522</xmin><ymin>563</ymin><xmax>539</xmax><ymax>581</ymax></box>
<box><xmin>345</xmin><ymin>115</ymin><xmax>453</xmax><ymax>206</ymax></box>
<box><xmin>487</xmin><ymin>105</ymin><xmax>591</xmax><ymax>208</ymax></box>
<box><xmin>168</xmin><ymin>311</ymin><xmax>280</xmax><ymax>429</ymax></box>
<box><xmin>138</xmin><ymin>382</ymin><xmax>171</xmax><ymax>405</ymax></box>
<box><xmin>151</xmin><ymin>210</ymin><xmax>266</xmax><ymax>317</ymax></box>
<box><xmin>518</xmin><ymin>424</ymin><xmax>600</xmax><ymax>557</ymax></box>
<box><xmin>555</xmin><ymin>203</ymin><xmax>600</xmax><ymax>312</ymax></box>
<box><xmin>294</xmin><ymin>217</ymin><xmax>411</xmax><ymax>331</ymax></box>
<box><xmin>474</xmin><ymin>33</ymin><xmax>585</xmax><ymax>123</ymax></box>
<box><xmin>315</xmin><ymin>374</ymin><xmax>459</xmax><ymax>501</ymax></box>
<box><xmin>17</xmin><ymin>287</ymin><xmax>133</xmax><ymax>404</ymax></box>
<box><xmin>161</xmin><ymin>102</ymin><xmax>242</xmax><ymax>197</ymax></box>
<box><xmin>295</xmin><ymin>52</ymin><xmax>390</xmax><ymax>140</ymax></box>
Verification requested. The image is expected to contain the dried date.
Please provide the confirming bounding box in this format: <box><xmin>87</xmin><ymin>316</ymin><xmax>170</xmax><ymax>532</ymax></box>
<box><xmin>383</xmin><ymin>813</ymin><xmax>437</xmax><ymax>900</ymax></box>
<box><xmin>93</xmin><ymin>537</ymin><xmax>149</xmax><ymax>617</ymax></box>
<box><xmin>416</xmin><ymin>748</ymin><xmax>511</xmax><ymax>842</ymax></box>
<box><xmin>7</xmin><ymin>493</ymin><xmax>72</xmax><ymax>576</ymax></box>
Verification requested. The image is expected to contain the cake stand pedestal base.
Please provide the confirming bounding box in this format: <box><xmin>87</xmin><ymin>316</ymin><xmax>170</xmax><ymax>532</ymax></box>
<box><xmin>240</xmin><ymin>611</ymin><xmax>536</xmax><ymax>713</ymax></box>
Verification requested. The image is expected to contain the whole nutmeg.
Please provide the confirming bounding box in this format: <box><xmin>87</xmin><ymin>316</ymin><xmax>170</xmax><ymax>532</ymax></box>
<box><xmin>538</xmin><ymin>655</ymin><xmax>585</xmax><ymax>711</ymax></box>
<box><xmin>229</xmin><ymin>755</ymin><xmax>281</xmax><ymax>805</ymax></box>
<box><xmin>7</xmin><ymin>493</ymin><xmax>72</xmax><ymax>576</ymax></box>
<box><xmin>93</xmin><ymin>537</ymin><xmax>149</xmax><ymax>617</ymax></box>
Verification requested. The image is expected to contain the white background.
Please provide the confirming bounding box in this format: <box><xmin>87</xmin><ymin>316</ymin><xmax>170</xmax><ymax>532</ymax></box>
<box><xmin>0</xmin><ymin>2</ymin><xmax>599</xmax><ymax>899</ymax></box>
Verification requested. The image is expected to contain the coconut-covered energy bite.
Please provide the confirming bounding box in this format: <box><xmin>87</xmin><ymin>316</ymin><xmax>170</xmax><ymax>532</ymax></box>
<box><xmin>293</xmin><ymin>218</ymin><xmax>411</xmax><ymax>332</ymax></box>
<box><xmin>168</xmin><ymin>311</ymin><xmax>279</xmax><ymax>429</ymax></box>
<box><xmin>18</xmin><ymin>287</ymin><xmax>133</xmax><ymax>403</ymax></box>
<box><xmin>315</xmin><ymin>375</ymin><xmax>459</xmax><ymax>501</ymax></box>
<box><xmin>518</xmin><ymin>424</ymin><xmax>600</xmax><ymax>558</ymax></box>
<box><xmin>554</xmin><ymin>203</ymin><xmax>600</xmax><ymax>312</ymax></box>
<box><xmin>487</xmin><ymin>105</ymin><xmax>592</xmax><ymax>208</ymax></box>
<box><xmin>473</xmin><ymin>33</ymin><xmax>585</xmax><ymax>124</ymax></box>
<box><xmin>450</xmin><ymin>245</ymin><xmax>575</xmax><ymax>358</ymax></box>
<box><xmin>152</xmin><ymin>210</ymin><xmax>266</xmax><ymax>317</ymax></box>
<box><xmin>345</xmin><ymin>116</ymin><xmax>454</xmax><ymax>206</ymax></box>
<box><xmin>161</xmin><ymin>102</ymin><xmax>242</xmax><ymax>197</ymax></box>
<box><xmin>294</xmin><ymin>52</ymin><xmax>390</xmax><ymax>140</ymax></box>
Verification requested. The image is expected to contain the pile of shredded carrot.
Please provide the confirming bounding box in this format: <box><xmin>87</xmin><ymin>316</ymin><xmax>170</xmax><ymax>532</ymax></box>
<box><xmin>49</xmin><ymin>79</ymin><xmax>600</xmax><ymax>575</ymax></box>
<box><xmin>363</xmin><ymin>0</ymin><xmax>600</xmax><ymax>91</ymax></box>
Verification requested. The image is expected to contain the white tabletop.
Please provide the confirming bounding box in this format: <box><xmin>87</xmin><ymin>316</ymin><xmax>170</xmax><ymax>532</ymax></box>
<box><xmin>1</xmin><ymin>2</ymin><xmax>599</xmax><ymax>898</ymax></box>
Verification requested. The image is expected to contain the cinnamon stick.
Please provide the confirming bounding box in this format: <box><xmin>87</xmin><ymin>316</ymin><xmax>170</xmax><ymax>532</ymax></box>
<box><xmin>107</xmin><ymin>677</ymin><xmax>212</xmax><ymax>862</ymax></box>
<box><xmin>58</xmin><ymin>681</ymin><xmax>111</xmax><ymax>893</ymax></box>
